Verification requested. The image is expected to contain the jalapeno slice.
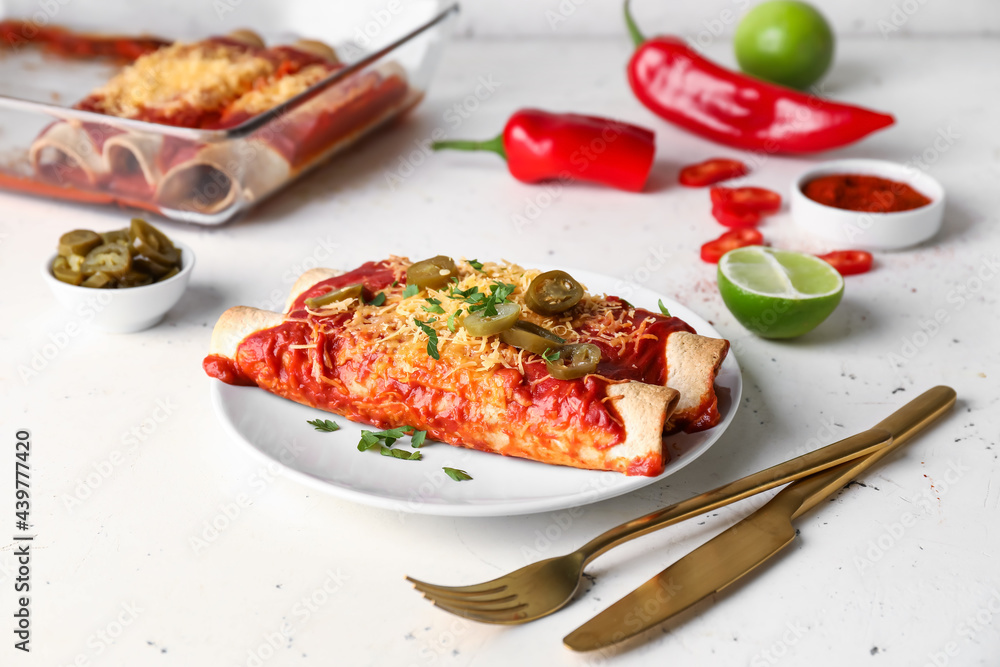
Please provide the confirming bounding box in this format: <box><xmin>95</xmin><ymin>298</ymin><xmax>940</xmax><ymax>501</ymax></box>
<box><xmin>525</xmin><ymin>270</ymin><xmax>584</xmax><ymax>315</ymax></box>
<box><xmin>100</xmin><ymin>229</ymin><xmax>130</xmax><ymax>246</ymax></box>
<box><xmin>499</xmin><ymin>320</ymin><xmax>566</xmax><ymax>356</ymax></box>
<box><xmin>133</xmin><ymin>254</ymin><xmax>173</xmax><ymax>279</ymax></box>
<box><xmin>51</xmin><ymin>256</ymin><xmax>83</xmax><ymax>286</ymax></box>
<box><xmin>406</xmin><ymin>255</ymin><xmax>458</xmax><ymax>290</ymax></box>
<box><xmin>305</xmin><ymin>283</ymin><xmax>364</xmax><ymax>309</ymax></box>
<box><xmin>545</xmin><ymin>343</ymin><xmax>601</xmax><ymax>380</ymax></box>
<box><xmin>81</xmin><ymin>271</ymin><xmax>114</xmax><ymax>289</ymax></box>
<box><xmin>118</xmin><ymin>271</ymin><xmax>154</xmax><ymax>288</ymax></box>
<box><xmin>462</xmin><ymin>302</ymin><xmax>521</xmax><ymax>337</ymax></box>
<box><xmin>58</xmin><ymin>230</ymin><xmax>102</xmax><ymax>257</ymax></box>
<box><xmin>81</xmin><ymin>243</ymin><xmax>132</xmax><ymax>278</ymax></box>
<box><xmin>129</xmin><ymin>218</ymin><xmax>179</xmax><ymax>266</ymax></box>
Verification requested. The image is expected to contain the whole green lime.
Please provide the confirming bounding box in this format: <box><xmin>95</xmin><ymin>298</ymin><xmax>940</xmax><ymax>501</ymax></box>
<box><xmin>734</xmin><ymin>1</ymin><xmax>835</xmax><ymax>90</ymax></box>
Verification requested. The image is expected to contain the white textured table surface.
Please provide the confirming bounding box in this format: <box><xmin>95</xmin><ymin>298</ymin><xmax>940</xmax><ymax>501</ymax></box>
<box><xmin>2</xmin><ymin>36</ymin><xmax>998</xmax><ymax>667</ymax></box>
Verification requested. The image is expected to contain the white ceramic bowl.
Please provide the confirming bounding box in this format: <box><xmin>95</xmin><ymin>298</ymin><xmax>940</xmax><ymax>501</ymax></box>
<box><xmin>42</xmin><ymin>241</ymin><xmax>195</xmax><ymax>333</ymax></box>
<box><xmin>790</xmin><ymin>159</ymin><xmax>944</xmax><ymax>251</ymax></box>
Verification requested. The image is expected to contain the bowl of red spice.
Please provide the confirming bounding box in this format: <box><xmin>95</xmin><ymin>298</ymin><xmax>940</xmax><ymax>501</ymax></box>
<box><xmin>791</xmin><ymin>159</ymin><xmax>944</xmax><ymax>250</ymax></box>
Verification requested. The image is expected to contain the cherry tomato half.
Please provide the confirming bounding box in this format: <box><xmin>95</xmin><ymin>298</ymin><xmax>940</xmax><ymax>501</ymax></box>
<box><xmin>710</xmin><ymin>186</ymin><xmax>782</xmax><ymax>213</ymax></box>
<box><xmin>817</xmin><ymin>250</ymin><xmax>873</xmax><ymax>276</ymax></box>
<box><xmin>679</xmin><ymin>158</ymin><xmax>749</xmax><ymax>188</ymax></box>
<box><xmin>700</xmin><ymin>229</ymin><xmax>765</xmax><ymax>263</ymax></box>
<box><xmin>711</xmin><ymin>203</ymin><xmax>762</xmax><ymax>228</ymax></box>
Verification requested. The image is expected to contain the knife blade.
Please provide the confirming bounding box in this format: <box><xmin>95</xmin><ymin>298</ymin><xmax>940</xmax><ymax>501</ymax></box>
<box><xmin>564</xmin><ymin>386</ymin><xmax>956</xmax><ymax>652</ymax></box>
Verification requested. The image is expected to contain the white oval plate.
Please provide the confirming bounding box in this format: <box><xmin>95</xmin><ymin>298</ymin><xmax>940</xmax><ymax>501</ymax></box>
<box><xmin>211</xmin><ymin>267</ymin><xmax>742</xmax><ymax>517</ymax></box>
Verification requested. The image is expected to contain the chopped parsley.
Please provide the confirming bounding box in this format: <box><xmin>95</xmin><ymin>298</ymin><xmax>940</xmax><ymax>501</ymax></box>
<box><xmin>367</xmin><ymin>292</ymin><xmax>386</xmax><ymax>307</ymax></box>
<box><xmin>467</xmin><ymin>281</ymin><xmax>516</xmax><ymax>317</ymax></box>
<box><xmin>381</xmin><ymin>447</ymin><xmax>422</xmax><ymax>461</ymax></box>
<box><xmin>402</xmin><ymin>284</ymin><xmax>419</xmax><ymax>299</ymax></box>
<box><xmin>447</xmin><ymin>308</ymin><xmax>462</xmax><ymax>333</ymax></box>
<box><xmin>358</xmin><ymin>427</ymin><xmax>425</xmax><ymax>460</ymax></box>
<box><xmin>658</xmin><ymin>299</ymin><xmax>671</xmax><ymax>317</ymax></box>
<box><xmin>414</xmin><ymin>317</ymin><xmax>440</xmax><ymax>360</ymax></box>
<box><xmin>467</xmin><ymin>259</ymin><xmax>485</xmax><ymax>272</ymax></box>
<box><xmin>391</xmin><ymin>279</ymin><xmax>399</xmax><ymax>287</ymax></box>
<box><xmin>307</xmin><ymin>418</ymin><xmax>340</xmax><ymax>432</ymax></box>
<box><xmin>422</xmin><ymin>297</ymin><xmax>445</xmax><ymax>315</ymax></box>
<box><xmin>443</xmin><ymin>467</ymin><xmax>473</xmax><ymax>482</ymax></box>
<box><xmin>411</xmin><ymin>430</ymin><xmax>427</xmax><ymax>448</ymax></box>
<box><xmin>541</xmin><ymin>348</ymin><xmax>561</xmax><ymax>363</ymax></box>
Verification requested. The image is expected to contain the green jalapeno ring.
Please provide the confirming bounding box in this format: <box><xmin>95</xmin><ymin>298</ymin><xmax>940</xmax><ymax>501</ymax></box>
<box><xmin>525</xmin><ymin>270</ymin><xmax>584</xmax><ymax>316</ymax></box>
<box><xmin>305</xmin><ymin>283</ymin><xmax>364</xmax><ymax>309</ymax></box>
<box><xmin>406</xmin><ymin>255</ymin><xmax>458</xmax><ymax>291</ymax></box>
<box><xmin>544</xmin><ymin>343</ymin><xmax>602</xmax><ymax>380</ymax></box>
<box><xmin>462</xmin><ymin>302</ymin><xmax>521</xmax><ymax>337</ymax></box>
<box><xmin>499</xmin><ymin>320</ymin><xmax>566</xmax><ymax>356</ymax></box>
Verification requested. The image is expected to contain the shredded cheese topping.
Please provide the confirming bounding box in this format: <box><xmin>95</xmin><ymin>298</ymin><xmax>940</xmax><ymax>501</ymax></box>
<box><xmin>227</xmin><ymin>64</ymin><xmax>332</xmax><ymax>115</ymax></box>
<box><xmin>88</xmin><ymin>42</ymin><xmax>275</xmax><ymax>118</ymax></box>
<box><xmin>300</xmin><ymin>258</ymin><xmax>656</xmax><ymax>384</ymax></box>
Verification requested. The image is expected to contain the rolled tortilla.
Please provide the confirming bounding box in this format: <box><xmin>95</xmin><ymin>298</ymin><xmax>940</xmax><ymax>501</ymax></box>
<box><xmin>29</xmin><ymin>121</ymin><xmax>110</xmax><ymax>187</ymax></box>
<box><xmin>208</xmin><ymin>301</ymin><xmax>680</xmax><ymax>475</ymax></box>
<box><xmin>205</xmin><ymin>262</ymin><xmax>730</xmax><ymax>476</ymax></box>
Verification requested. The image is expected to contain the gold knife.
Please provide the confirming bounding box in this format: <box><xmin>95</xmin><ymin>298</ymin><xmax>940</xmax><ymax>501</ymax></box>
<box><xmin>564</xmin><ymin>385</ymin><xmax>956</xmax><ymax>652</ymax></box>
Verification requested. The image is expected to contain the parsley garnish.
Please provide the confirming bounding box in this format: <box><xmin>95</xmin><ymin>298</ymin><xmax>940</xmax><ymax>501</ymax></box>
<box><xmin>443</xmin><ymin>467</ymin><xmax>473</xmax><ymax>482</ymax></box>
<box><xmin>448</xmin><ymin>284</ymin><xmax>482</xmax><ymax>301</ymax></box>
<box><xmin>447</xmin><ymin>308</ymin><xmax>462</xmax><ymax>333</ymax></box>
<box><xmin>620</xmin><ymin>298</ymin><xmax>634</xmax><ymax>309</ymax></box>
<box><xmin>411</xmin><ymin>430</ymin><xmax>427</xmax><ymax>448</ymax></box>
<box><xmin>307</xmin><ymin>418</ymin><xmax>340</xmax><ymax>432</ymax></box>
<box><xmin>402</xmin><ymin>284</ymin><xmax>419</xmax><ymax>299</ymax></box>
<box><xmin>367</xmin><ymin>292</ymin><xmax>386</xmax><ymax>307</ymax></box>
<box><xmin>422</xmin><ymin>297</ymin><xmax>445</xmax><ymax>315</ymax></box>
<box><xmin>414</xmin><ymin>317</ymin><xmax>440</xmax><ymax>360</ymax></box>
<box><xmin>381</xmin><ymin>447</ymin><xmax>422</xmax><ymax>460</ymax></box>
<box><xmin>391</xmin><ymin>279</ymin><xmax>399</xmax><ymax>287</ymax></box>
<box><xmin>358</xmin><ymin>427</ymin><xmax>425</xmax><ymax>460</ymax></box>
<box><xmin>468</xmin><ymin>259</ymin><xmax>484</xmax><ymax>272</ymax></box>
<box><xmin>541</xmin><ymin>348</ymin><xmax>561</xmax><ymax>363</ymax></box>
<box><xmin>467</xmin><ymin>281</ymin><xmax>516</xmax><ymax>317</ymax></box>
<box><xmin>658</xmin><ymin>299</ymin><xmax>671</xmax><ymax>317</ymax></box>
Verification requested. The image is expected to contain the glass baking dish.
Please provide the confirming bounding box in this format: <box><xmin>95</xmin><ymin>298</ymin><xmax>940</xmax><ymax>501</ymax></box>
<box><xmin>0</xmin><ymin>0</ymin><xmax>457</xmax><ymax>224</ymax></box>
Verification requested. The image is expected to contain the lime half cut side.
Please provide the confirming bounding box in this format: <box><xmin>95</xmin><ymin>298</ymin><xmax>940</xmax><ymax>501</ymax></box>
<box><xmin>718</xmin><ymin>246</ymin><xmax>844</xmax><ymax>339</ymax></box>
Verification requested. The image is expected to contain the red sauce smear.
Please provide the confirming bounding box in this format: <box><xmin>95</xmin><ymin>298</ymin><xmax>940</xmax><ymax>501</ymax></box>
<box><xmin>0</xmin><ymin>20</ymin><xmax>168</xmax><ymax>61</ymax></box>
<box><xmin>803</xmin><ymin>174</ymin><xmax>932</xmax><ymax>213</ymax></box>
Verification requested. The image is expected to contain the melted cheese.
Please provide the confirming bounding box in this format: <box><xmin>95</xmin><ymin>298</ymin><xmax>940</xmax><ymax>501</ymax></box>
<box><xmin>88</xmin><ymin>41</ymin><xmax>275</xmax><ymax>118</ymax></box>
<box><xmin>227</xmin><ymin>64</ymin><xmax>331</xmax><ymax>115</ymax></box>
<box><xmin>302</xmin><ymin>258</ymin><xmax>655</xmax><ymax>382</ymax></box>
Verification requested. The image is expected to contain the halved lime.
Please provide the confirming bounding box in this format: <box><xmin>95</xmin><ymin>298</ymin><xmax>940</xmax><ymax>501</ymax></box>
<box><xmin>718</xmin><ymin>246</ymin><xmax>844</xmax><ymax>338</ymax></box>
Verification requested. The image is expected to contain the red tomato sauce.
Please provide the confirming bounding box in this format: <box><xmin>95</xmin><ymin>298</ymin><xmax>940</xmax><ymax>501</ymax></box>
<box><xmin>803</xmin><ymin>174</ymin><xmax>932</xmax><ymax>212</ymax></box>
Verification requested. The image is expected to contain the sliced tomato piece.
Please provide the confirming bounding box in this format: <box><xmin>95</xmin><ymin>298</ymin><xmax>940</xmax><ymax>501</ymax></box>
<box><xmin>711</xmin><ymin>203</ymin><xmax>762</xmax><ymax>228</ymax></box>
<box><xmin>710</xmin><ymin>186</ymin><xmax>782</xmax><ymax>213</ymax></box>
<box><xmin>679</xmin><ymin>158</ymin><xmax>749</xmax><ymax>187</ymax></box>
<box><xmin>700</xmin><ymin>229</ymin><xmax>765</xmax><ymax>263</ymax></box>
<box><xmin>818</xmin><ymin>250</ymin><xmax>874</xmax><ymax>276</ymax></box>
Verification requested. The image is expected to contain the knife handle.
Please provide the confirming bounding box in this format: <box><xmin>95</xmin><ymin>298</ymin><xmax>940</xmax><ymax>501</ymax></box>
<box><xmin>785</xmin><ymin>385</ymin><xmax>956</xmax><ymax>519</ymax></box>
<box><xmin>577</xmin><ymin>386</ymin><xmax>955</xmax><ymax>564</ymax></box>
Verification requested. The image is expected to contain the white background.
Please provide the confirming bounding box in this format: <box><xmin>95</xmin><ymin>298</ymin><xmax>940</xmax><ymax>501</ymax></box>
<box><xmin>1</xmin><ymin>1</ymin><xmax>999</xmax><ymax>667</ymax></box>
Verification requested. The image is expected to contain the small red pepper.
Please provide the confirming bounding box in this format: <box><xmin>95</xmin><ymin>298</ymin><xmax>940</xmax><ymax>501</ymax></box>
<box><xmin>711</xmin><ymin>186</ymin><xmax>782</xmax><ymax>214</ymax></box>
<box><xmin>711</xmin><ymin>204</ymin><xmax>761</xmax><ymax>229</ymax></box>
<box><xmin>431</xmin><ymin>108</ymin><xmax>656</xmax><ymax>192</ymax></box>
<box><xmin>624</xmin><ymin>1</ymin><xmax>894</xmax><ymax>153</ymax></box>
<box><xmin>679</xmin><ymin>158</ymin><xmax>748</xmax><ymax>187</ymax></box>
<box><xmin>818</xmin><ymin>250</ymin><xmax>874</xmax><ymax>275</ymax></box>
<box><xmin>701</xmin><ymin>229</ymin><xmax>764</xmax><ymax>263</ymax></box>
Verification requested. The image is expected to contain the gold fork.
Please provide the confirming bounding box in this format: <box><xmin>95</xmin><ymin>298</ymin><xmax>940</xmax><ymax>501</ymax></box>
<box><xmin>406</xmin><ymin>386</ymin><xmax>955</xmax><ymax>624</ymax></box>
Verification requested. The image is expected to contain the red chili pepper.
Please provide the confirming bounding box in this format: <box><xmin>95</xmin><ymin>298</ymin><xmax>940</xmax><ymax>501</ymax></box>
<box><xmin>711</xmin><ymin>204</ymin><xmax>761</xmax><ymax>229</ymax></box>
<box><xmin>710</xmin><ymin>186</ymin><xmax>782</xmax><ymax>214</ymax></box>
<box><xmin>431</xmin><ymin>108</ymin><xmax>656</xmax><ymax>192</ymax></box>
<box><xmin>700</xmin><ymin>229</ymin><xmax>764</xmax><ymax>263</ymax></box>
<box><xmin>624</xmin><ymin>1</ymin><xmax>894</xmax><ymax>153</ymax></box>
<box><xmin>679</xmin><ymin>158</ymin><xmax>748</xmax><ymax>187</ymax></box>
<box><xmin>818</xmin><ymin>250</ymin><xmax>874</xmax><ymax>275</ymax></box>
